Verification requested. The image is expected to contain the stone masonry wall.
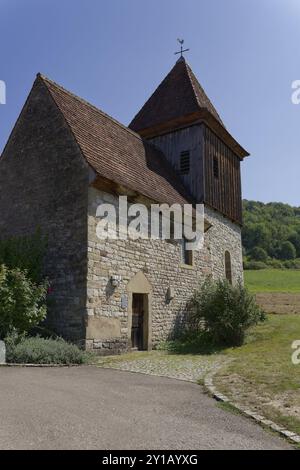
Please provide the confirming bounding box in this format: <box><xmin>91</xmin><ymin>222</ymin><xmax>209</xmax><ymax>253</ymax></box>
<box><xmin>86</xmin><ymin>187</ymin><xmax>243</xmax><ymax>354</ymax></box>
<box><xmin>205</xmin><ymin>206</ymin><xmax>244</xmax><ymax>284</ymax></box>
<box><xmin>0</xmin><ymin>78</ymin><xmax>89</xmax><ymax>342</ymax></box>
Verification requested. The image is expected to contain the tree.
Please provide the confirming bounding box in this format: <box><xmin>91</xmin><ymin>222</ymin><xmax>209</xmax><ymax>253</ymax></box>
<box><xmin>0</xmin><ymin>265</ymin><xmax>48</xmax><ymax>339</ymax></box>
<box><xmin>242</xmin><ymin>222</ymin><xmax>271</xmax><ymax>253</ymax></box>
<box><xmin>242</xmin><ymin>200</ymin><xmax>300</xmax><ymax>265</ymax></box>
<box><xmin>288</xmin><ymin>232</ymin><xmax>300</xmax><ymax>258</ymax></box>
<box><xmin>251</xmin><ymin>247</ymin><xmax>268</xmax><ymax>262</ymax></box>
<box><xmin>279</xmin><ymin>241</ymin><xmax>297</xmax><ymax>261</ymax></box>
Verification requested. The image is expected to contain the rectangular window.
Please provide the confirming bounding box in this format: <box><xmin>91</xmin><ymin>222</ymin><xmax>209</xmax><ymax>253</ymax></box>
<box><xmin>181</xmin><ymin>237</ymin><xmax>193</xmax><ymax>266</ymax></box>
<box><xmin>180</xmin><ymin>151</ymin><xmax>190</xmax><ymax>175</ymax></box>
<box><xmin>213</xmin><ymin>156</ymin><xmax>219</xmax><ymax>179</ymax></box>
<box><xmin>225</xmin><ymin>251</ymin><xmax>232</xmax><ymax>284</ymax></box>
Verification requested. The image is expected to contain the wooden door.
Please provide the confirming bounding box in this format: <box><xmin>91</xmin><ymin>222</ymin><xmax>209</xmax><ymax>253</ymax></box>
<box><xmin>131</xmin><ymin>294</ymin><xmax>144</xmax><ymax>350</ymax></box>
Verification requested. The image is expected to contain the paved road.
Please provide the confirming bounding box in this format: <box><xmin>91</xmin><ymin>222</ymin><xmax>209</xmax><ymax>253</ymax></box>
<box><xmin>0</xmin><ymin>366</ymin><xmax>292</xmax><ymax>450</ymax></box>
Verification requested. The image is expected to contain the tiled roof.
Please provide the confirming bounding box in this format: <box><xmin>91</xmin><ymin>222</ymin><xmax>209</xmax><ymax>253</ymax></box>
<box><xmin>129</xmin><ymin>57</ymin><xmax>224</xmax><ymax>133</ymax></box>
<box><xmin>38</xmin><ymin>74</ymin><xmax>193</xmax><ymax>206</ymax></box>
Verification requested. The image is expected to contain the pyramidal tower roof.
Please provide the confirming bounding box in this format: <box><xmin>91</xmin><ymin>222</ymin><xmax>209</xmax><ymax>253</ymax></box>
<box><xmin>129</xmin><ymin>57</ymin><xmax>224</xmax><ymax>132</ymax></box>
<box><xmin>129</xmin><ymin>58</ymin><xmax>249</xmax><ymax>159</ymax></box>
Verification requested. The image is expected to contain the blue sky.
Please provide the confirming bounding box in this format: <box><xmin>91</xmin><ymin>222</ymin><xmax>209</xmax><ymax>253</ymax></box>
<box><xmin>0</xmin><ymin>0</ymin><xmax>300</xmax><ymax>205</ymax></box>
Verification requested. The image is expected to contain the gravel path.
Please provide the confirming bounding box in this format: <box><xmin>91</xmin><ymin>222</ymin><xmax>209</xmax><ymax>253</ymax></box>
<box><xmin>96</xmin><ymin>351</ymin><xmax>227</xmax><ymax>382</ymax></box>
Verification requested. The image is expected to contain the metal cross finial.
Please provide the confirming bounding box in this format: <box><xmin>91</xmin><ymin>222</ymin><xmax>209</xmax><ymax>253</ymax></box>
<box><xmin>174</xmin><ymin>38</ymin><xmax>189</xmax><ymax>58</ymax></box>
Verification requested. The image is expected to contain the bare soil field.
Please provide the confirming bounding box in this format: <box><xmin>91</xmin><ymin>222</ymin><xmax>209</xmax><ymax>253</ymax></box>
<box><xmin>256</xmin><ymin>293</ymin><xmax>300</xmax><ymax>314</ymax></box>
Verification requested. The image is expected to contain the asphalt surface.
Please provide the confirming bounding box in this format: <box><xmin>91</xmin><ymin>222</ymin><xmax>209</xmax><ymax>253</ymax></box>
<box><xmin>0</xmin><ymin>366</ymin><xmax>292</xmax><ymax>450</ymax></box>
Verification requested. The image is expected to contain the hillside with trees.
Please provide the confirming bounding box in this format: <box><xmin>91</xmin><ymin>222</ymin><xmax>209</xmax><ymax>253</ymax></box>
<box><xmin>242</xmin><ymin>200</ymin><xmax>300</xmax><ymax>269</ymax></box>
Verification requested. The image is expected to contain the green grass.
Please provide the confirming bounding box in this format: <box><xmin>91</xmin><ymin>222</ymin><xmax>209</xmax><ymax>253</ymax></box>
<box><xmin>217</xmin><ymin>401</ymin><xmax>243</xmax><ymax>417</ymax></box>
<box><xmin>244</xmin><ymin>269</ymin><xmax>300</xmax><ymax>293</ymax></box>
<box><xmin>216</xmin><ymin>314</ymin><xmax>300</xmax><ymax>435</ymax></box>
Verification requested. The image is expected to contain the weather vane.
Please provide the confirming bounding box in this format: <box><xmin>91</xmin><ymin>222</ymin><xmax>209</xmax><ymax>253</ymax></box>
<box><xmin>174</xmin><ymin>38</ymin><xmax>190</xmax><ymax>58</ymax></box>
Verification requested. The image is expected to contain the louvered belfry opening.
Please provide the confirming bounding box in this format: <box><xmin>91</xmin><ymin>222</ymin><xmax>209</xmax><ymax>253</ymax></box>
<box><xmin>213</xmin><ymin>156</ymin><xmax>219</xmax><ymax>179</ymax></box>
<box><xmin>180</xmin><ymin>150</ymin><xmax>190</xmax><ymax>175</ymax></box>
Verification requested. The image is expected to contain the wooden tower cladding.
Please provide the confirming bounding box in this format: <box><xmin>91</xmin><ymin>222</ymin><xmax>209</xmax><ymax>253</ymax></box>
<box><xmin>203</xmin><ymin>126</ymin><xmax>242</xmax><ymax>224</ymax></box>
<box><xmin>148</xmin><ymin>123</ymin><xmax>243</xmax><ymax>225</ymax></box>
<box><xmin>129</xmin><ymin>57</ymin><xmax>249</xmax><ymax>225</ymax></box>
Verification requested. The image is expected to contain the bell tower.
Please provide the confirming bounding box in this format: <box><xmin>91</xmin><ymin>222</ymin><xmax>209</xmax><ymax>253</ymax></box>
<box><xmin>129</xmin><ymin>56</ymin><xmax>249</xmax><ymax>225</ymax></box>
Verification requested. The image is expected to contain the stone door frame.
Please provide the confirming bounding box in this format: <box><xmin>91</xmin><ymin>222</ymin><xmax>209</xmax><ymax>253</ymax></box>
<box><xmin>126</xmin><ymin>271</ymin><xmax>152</xmax><ymax>351</ymax></box>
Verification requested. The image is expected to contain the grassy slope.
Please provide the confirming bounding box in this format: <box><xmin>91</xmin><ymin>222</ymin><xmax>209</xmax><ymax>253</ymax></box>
<box><xmin>245</xmin><ymin>269</ymin><xmax>300</xmax><ymax>293</ymax></box>
<box><xmin>216</xmin><ymin>315</ymin><xmax>300</xmax><ymax>434</ymax></box>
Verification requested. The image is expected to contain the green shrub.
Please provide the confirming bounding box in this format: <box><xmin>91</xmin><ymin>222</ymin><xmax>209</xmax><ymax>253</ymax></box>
<box><xmin>243</xmin><ymin>260</ymin><xmax>267</xmax><ymax>270</ymax></box>
<box><xmin>158</xmin><ymin>330</ymin><xmax>225</xmax><ymax>355</ymax></box>
<box><xmin>0</xmin><ymin>230</ymin><xmax>47</xmax><ymax>284</ymax></box>
<box><xmin>191</xmin><ymin>279</ymin><xmax>266</xmax><ymax>347</ymax></box>
<box><xmin>266</xmin><ymin>258</ymin><xmax>284</xmax><ymax>269</ymax></box>
<box><xmin>279</xmin><ymin>241</ymin><xmax>297</xmax><ymax>261</ymax></box>
<box><xmin>0</xmin><ymin>265</ymin><xmax>48</xmax><ymax>339</ymax></box>
<box><xmin>283</xmin><ymin>258</ymin><xmax>300</xmax><ymax>269</ymax></box>
<box><xmin>5</xmin><ymin>334</ymin><xmax>87</xmax><ymax>364</ymax></box>
<box><xmin>251</xmin><ymin>246</ymin><xmax>268</xmax><ymax>262</ymax></box>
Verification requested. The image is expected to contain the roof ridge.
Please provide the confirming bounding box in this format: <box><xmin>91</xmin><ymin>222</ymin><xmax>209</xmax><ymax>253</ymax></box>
<box><xmin>129</xmin><ymin>63</ymin><xmax>177</xmax><ymax>129</ymax></box>
<box><xmin>183</xmin><ymin>61</ymin><xmax>204</xmax><ymax>111</ymax></box>
<box><xmin>37</xmin><ymin>73</ymin><xmax>145</xmax><ymax>144</ymax></box>
<box><xmin>184</xmin><ymin>63</ymin><xmax>224</xmax><ymax>125</ymax></box>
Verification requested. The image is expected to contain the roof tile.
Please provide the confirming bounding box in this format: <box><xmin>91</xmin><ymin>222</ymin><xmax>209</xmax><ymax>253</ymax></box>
<box><xmin>39</xmin><ymin>75</ymin><xmax>193</xmax><ymax>207</ymax></box>
<box><xmin>129</xmin><ymin>58</ymin><xmax>224</xmax><ymax>132</ymax></box>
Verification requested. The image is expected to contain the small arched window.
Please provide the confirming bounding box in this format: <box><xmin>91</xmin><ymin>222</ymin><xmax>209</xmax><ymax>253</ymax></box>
<box><xmin>225</xmin><ymin>251</ymin><xmax>232</xmax><ymax>284</ymax></box>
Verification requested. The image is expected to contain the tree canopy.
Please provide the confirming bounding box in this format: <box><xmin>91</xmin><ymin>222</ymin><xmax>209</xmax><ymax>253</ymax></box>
<box><xmin>242</xmin><ymin>200</ymin><xmax>300</xmax><ymax>268</ymax></box>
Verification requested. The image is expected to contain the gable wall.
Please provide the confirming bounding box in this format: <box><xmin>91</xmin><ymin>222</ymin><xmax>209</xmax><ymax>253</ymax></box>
<box><xmin>0</xmin><ymin>79</ymin><xmax>89</xmax><ymax>342</ymax></box>
<box><xmin>86</xmin><ymin>186</ymin><xmax>243</xmax><ymax>354</ymax></box>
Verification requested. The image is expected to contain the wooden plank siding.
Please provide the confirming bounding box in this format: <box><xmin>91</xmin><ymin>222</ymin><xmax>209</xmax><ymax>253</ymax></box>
<box><xmin>149</xmin><ymin>124</ymin><xmax>242</xmax><ymax>225</ymax></box>
<box><xmin>149</xmin><ymin>125</ymin><xmax>204</xmax><ymax>202</ymax></box>
<box><xmin>203</xmin><ymin>126</ymin><xmax>242</xmax><ymax>225</ymax></box>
